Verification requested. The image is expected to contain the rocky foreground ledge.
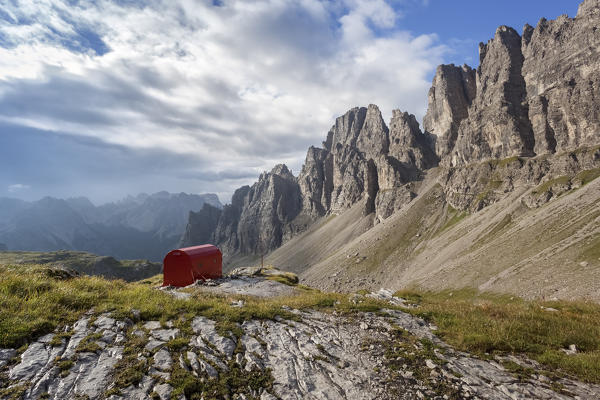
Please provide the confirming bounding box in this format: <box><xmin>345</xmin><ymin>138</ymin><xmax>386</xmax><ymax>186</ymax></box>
<box><xmin>1</xmin><ymin>277</ymin><xmax>600</xmax><ymax>400</ymax></box>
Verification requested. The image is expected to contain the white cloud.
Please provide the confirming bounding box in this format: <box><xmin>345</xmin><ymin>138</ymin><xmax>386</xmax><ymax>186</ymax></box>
<box><xmin>8</xmin><ymin>184</ymin><xmax>31</xmax><ymax>193</ymax></box>
<box><xmin>0</xmin><ymin>0</ymin><xmax>446</xmax><ymax>201</ymax></box>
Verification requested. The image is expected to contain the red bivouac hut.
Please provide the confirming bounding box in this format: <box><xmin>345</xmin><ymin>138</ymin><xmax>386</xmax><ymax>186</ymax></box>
<box><xmin>163</xmin><ymin>244</ymin><xmax>222</xmax><ymax>287</ymax></box>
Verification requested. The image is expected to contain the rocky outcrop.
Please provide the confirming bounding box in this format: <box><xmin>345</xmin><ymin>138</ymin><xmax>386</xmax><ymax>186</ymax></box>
<box><xmin>205</xmin><ymin>165</ymin><xmax>303</xmax><ymax>258</ymax></box>
<box><xmin>4</xmin><ymin>303</ymin><xmax>600</xmax><ymax>399</ymax></box>
<box><xmin>296</xmin><ymin>146</ymin><xmax>333</xmax><ymax>219</ymax></box>
<box><xmin>326</xmin><ymin>105</ymin><xmax>388</xmax><ymax>212</ymax></box>
<box><xmin>212</xmin><ymin>185</ymin><xmax>250</xmax><ymax>256</ymax></box>
<box><xmin>309</xmin><ymin>105</ymin><xmax>435</xmax><ymax>218</ymax></box>
<box><xmin>440</xmin><ymin>146</ymin><xmax>600</xmax><ymax>211</ymax></box>
<box><xmin>387</xmin><ymin>110</ymin><xmax>438</xmax><ymax>174</ymax></box>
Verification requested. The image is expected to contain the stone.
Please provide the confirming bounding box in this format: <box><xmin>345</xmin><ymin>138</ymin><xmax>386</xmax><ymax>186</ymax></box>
<box><xmin>191</xmin><ymin>317</ymin><xmax>236</xmax><ymax>359</ymax></box>
<box><xmin>143</xmin><ymin>321</ymin><xmax>162</xmax><ymax>331</ymax></box>
<box><xmin>152</xmin><ymin>329</ymin><xmax>180</xmax><ymax>342</ymax></box>
<box><xmin>0</xmin><ymin>348</ymin><xmax>16</xmax><ymax>368</ymax></box>
<box><xmin>522</xmin><ymin>4</ymin><xmax>600</xmax><ymax>155</ymax></box>
<box><xmin>93</xmin><ymin>315</ymin><xmax>116</xmax><ymax>330</ymax></box>
<box><xmin>199</xmin><ymin>357</ymin><xmax>219</xmax><ymax>378</ymax></box>
<box><xmin>388</xmin><ymin>110</ymin><xmax>437</xmax><ymax>173</ymax></box>
<box><xmin>562</xmin><ymin>344</ymin><xmax>578</xmax><ymax>355</ymax></box>
<box><xmin>449</xmin><ymin>26</ymin><xmax>535</xmax><ymax>166</ymax></box>
<box><xmin>153</xmin><ymin>383</ymin><xmax>174</xmax><ymax>400</ymax></box>
<box><xmin>145</xmin><ymin>339</ymin><xmax>165</xmax><ymax>351</ymax></box>
<box><xmin>9</xmin><ymin>342</ymin><xmax>51</xmax><ymax>381</ymax></box>
<box><xmin>119</xmin><ymin>375</ymin><xmax>155</xmax><ymax>400</ymax></box>
<box><xmin>153</xmin><ymin>348</ymin><xmax>173</xmax><ymax>371</ymax></box>
<box><xmin>6</xmin><ymin>306</ymin><xmax>600</xmax><ymax>400</ymax></box>
<box><xmin>75</xmin><ymin>347</ymin><xmax>124</xmax><ymax>399</ymax></box>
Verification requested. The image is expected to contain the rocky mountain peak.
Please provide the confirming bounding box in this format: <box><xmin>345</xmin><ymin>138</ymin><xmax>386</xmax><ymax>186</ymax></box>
<box><xmin>269</xmin><ymin>163</ymin><xmax>294</xmax><ymax>179</ymax></box>
<box><xmin>355</xmin><ymin>104</ymin><xmax>389</xmax><ymax>158</ymax></box>
<box><xmin>324</xmin><ymin>106</ymin><xmax>367</xmax><ymax>151</ymax></box>
<box><xmin>445</xmin><ymin>21</ymin><xmax>535</xmax><ymax>166</ymax></box>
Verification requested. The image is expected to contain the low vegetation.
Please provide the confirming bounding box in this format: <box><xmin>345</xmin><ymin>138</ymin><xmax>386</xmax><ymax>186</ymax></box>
<box><xmin>394</xmin><ymin>288</ymin><xmax>600</xmax><ymax>383</ymax></box>
<box><xmin>531</xmin><ymin>167</ymin><xmax>600</xmax><ymax>197</ymax></box>
<box><xmin>0</xmin><ymin>264</ymin><xmax>392</xmax><ymax>349</ymax></box>
<box><xmin>437</xmin><ymin>205</ymin><xmax>468</xmax><ymax>234</ymax></box>
<box><xmin>574</xmin><ymin>167</ymin><xmax>600</xmax><ymax>186</ymax></box>
<box><xmin>532</xmin><ymin>175</ymin><xmax>571</xmax><ymax>195</ymax></box>
<box><xmin>488</xmin><ymin>155</ymin><xmax>523</xmax><ymax>168</ymax></box>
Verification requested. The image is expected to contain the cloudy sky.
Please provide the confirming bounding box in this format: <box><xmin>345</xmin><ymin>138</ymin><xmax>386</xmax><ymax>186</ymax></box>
<box><xmin>0</xmin><ymin>0</ymin><xmax>580</xmax><ymax>204</ymax></box>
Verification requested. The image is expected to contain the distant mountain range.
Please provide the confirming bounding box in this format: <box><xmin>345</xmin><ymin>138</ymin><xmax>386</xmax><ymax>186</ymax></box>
<box><xmin>0</xmin><ymin>192</ymin><xmax>221</xmax><ymax>261</ymax></box>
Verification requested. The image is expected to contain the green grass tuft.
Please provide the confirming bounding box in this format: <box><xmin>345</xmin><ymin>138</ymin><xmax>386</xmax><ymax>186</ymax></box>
<box><xmin>574</xmin><ymin>168</ymin><xmax>600</xmax><ymax>186</ymax></box>
<box><xmin>532</xmin><ymin>176</ymin><xmax>571</xmax><ymax>195</ymax></box>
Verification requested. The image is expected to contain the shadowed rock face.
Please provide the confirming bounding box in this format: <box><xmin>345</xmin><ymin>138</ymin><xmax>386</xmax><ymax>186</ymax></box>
<box><xmin>210</xmin><ymin>185</ymin><xmax>250</xmax><ymax>255</ymax></box>
<box><xmin>236</xmin><ymin>164</ymin><xmax>302</xmax><ymax>255</ymax></box>
<box><xmin>179</xmin><ymin>203</ymin><xmax>222</xmax><ymax>248</ymax></box>
<box><xmin>206</xmin><ymin>166</ymin><xmax>303</xmax><ymax>257</ymax></box>
<box><xmin>297</xmin><ymin>146</ymin><xmax>333</xmax><ymax>218</ymax></box>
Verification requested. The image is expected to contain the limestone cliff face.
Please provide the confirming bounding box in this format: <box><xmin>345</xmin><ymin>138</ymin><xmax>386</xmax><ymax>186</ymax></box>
<box><xmin>184</xmin><ymin>165</ymin><xmax>303</xmax><ymax>258</ymax></box>
<box><xmin>304</xmin><ymin>105</ymin><xmax>434</xmax><ymax>218</ymax></box>
<box><xmin>449</xmin><ymin>26</ymin><xmax>535</xmax><ymax>166</ymax></box>
<box><xmin>428</xmin><ymin>0</ymin><xmax>600</xmax><ymax>166</ymax></box>
<box><xmin>210</xmin><ymin>185</ymin><xmax>250</xmax><ymax>255</ymax></box>
<box><xmin>297</xmin><ymin>146</ymin><xmax>332</xmax><ymax>219</ymax></box>
<box><xmin>423</xmin><ymin>64</ymin><xmax>476</xmax><ymax>160</ymax></box>
<box><xmin>522</xmin><ymin>1</ymin><xmax>600</xmax><ymax>155</ymax></box>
